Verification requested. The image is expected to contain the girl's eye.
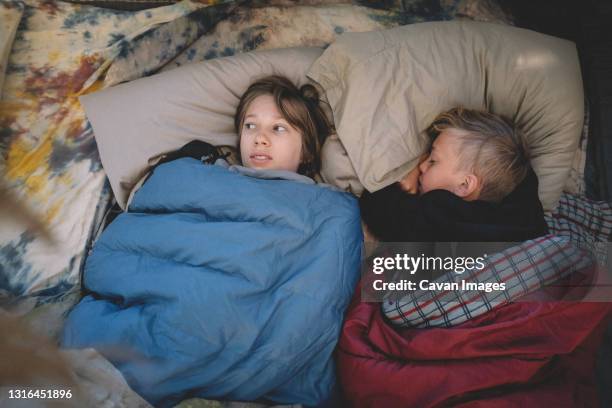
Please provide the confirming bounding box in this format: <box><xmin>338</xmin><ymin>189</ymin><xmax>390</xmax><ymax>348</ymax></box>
<box><xmin>274</xmin><ymin>125</ymin><xmax>287</xmax><ymax>132</ymax></box>
<box><xmin>428</xmin><ymin>159</ymin><xmax>436</xmax><ymax>164</ymax></box>
<box><xmin>244</xmin><ymin>123</ymin><xmax>255</xmax><ymax>130</ymax></box>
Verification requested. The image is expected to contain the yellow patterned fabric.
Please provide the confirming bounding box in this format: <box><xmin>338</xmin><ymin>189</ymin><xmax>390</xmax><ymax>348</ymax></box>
<box><xmin>0</xmin><ymin>0</ymin><xmax>229</xmax><ymax>304</ymax></box>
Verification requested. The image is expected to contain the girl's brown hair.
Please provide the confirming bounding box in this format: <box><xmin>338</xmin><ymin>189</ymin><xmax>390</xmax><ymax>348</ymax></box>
<box><xmin>427</xmin><ymin>107</ymin><xmax>531</xmax><ymax>203</ymax></box>
<box><xmin>234</xmin><ymin>75</ymin><xmax>332</xmax><ymax>177</ymax></box>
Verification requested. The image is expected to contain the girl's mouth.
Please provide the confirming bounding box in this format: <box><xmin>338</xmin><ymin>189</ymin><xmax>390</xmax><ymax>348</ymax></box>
<box><xmin>250</xmin><ymin>154</ymin><xmax>272</xmax><ymax>162</ymax></box>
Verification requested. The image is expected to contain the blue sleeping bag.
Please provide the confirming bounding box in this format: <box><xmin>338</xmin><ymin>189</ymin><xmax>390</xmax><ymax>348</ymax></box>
<box><xmin>62</xmin><ymin>158</ymin><xmax>362</xmax><ymax>406</ymax></box>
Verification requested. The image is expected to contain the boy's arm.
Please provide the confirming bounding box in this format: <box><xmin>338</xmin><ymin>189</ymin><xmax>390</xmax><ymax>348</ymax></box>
<box><xmin>359</xmin><ymin>183</ymin><xmax>422</xmax><ymax>242</ymax></box>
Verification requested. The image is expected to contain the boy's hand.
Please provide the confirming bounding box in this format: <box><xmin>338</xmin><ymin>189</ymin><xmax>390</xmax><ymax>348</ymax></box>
<box><xmin>398</xmin><ymin>166</ymin><xmax>420</xmax><ymax>194</ymax></box>
<box><xmin>398</xmin><ymin>154</ymin><xmax>428</xmax><ymax>194</ymax></box>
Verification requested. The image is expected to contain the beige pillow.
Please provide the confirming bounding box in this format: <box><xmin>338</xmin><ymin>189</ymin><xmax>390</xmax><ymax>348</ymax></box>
<box><xmin>308</xmin><ymin>21</ymin><xmax>584</xmax><ymax>211</ymax></box>
<box><xmin>81</xmin><ymin>47</ymin><xmax>323</xmax><ymax>209</ymax></box>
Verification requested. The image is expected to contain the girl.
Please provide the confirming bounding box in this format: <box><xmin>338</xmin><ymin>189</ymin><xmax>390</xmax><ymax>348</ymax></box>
<box><xmin>234</xmin><ymin>75</ymin><xmax>332</xmax><ymax>178</ymax></box>
<box><xmin>63</xmin><ymin>78</ymin><xmax>362</xmax><ymax>407</ymax></box>
<box><xmin>126</xmin><ymin>75</ymin><xmax>332</xmax><ymax>207</ymax></box>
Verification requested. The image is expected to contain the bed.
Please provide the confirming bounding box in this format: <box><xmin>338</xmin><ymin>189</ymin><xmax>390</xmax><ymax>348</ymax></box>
<box><xmin>0</xmin><ymin>0</ymin><xmax>608</xmax><ymax>407</ymax></box>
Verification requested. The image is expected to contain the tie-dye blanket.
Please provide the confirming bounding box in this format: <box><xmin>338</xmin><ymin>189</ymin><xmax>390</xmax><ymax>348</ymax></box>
<box><xmin>0</xmin><ymin>0</ymin><xmax>238</xmax><ymax>310</ymax></box>
<box><xmin>0</xmin><ymin>0</ymin><xmax>514</xmax><ymax>312</ymax></box>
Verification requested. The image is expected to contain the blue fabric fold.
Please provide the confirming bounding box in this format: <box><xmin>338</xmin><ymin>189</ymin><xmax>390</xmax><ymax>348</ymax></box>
<box><xmin>62</xmin><ymin>158</ymin><xmax>362</xmax><ymax>406</ymax></box>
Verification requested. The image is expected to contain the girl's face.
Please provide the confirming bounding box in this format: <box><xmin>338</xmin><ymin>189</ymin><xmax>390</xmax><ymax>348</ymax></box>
<box><xmin>239</xmin><ymin>95</ymin><xmax>303</xmax><ymax>173</ymax></box>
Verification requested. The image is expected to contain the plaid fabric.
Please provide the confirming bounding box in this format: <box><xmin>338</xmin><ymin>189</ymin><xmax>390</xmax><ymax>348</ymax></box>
<box><xmin>564</xmin><ymin>100</ymin><xmax>589</xmax><ymax>195</ymax></box>
<box><xmin>546</xmin><ymin>193</ymin><xmax>612</xmax><ymax>264</ymax></box>
<box><xmin>382</xmin><ymin>193</ymin><xmax>611</xmax><ymax>328</ymax></box>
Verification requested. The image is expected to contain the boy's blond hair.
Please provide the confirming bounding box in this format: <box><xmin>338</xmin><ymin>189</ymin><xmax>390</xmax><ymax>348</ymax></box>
<box><xmin>428</xmin><ymin>107</ymin><xmax>530</xmax><ymax>203</ymax></box>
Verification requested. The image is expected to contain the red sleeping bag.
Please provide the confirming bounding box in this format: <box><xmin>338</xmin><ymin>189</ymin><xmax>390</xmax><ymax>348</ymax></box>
<box><xmin>338</xmin><ymin>282</ymin><xmax>611</xmax><ymax>407</ymax></box>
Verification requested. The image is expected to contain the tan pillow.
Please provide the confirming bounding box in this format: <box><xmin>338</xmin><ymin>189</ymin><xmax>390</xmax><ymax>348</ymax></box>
<box><xmin>308</xmin><ymin>21</ymin><xmax>584</xmax><ymax>211</ymax></box>
<box><xmin>320</xmin><ymin>133</ymin><xmax>362</xmax><ymax>195</ymax></box>
<box><xmin>81</xmin><ymin>47</ymin><xmax>323</xmax><ymax>209</ymax></box>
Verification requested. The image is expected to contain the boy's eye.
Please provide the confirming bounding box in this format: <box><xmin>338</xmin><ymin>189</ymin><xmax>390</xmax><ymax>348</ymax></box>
<box><xmin>244</xmin><ymin>123</ymin><xmax>256</xmax><ymax>130</ymax></box>
<box><xmin>274</xmin><ymin>125</ymin><xmax>287</xmax><ymax>132</ymax></box>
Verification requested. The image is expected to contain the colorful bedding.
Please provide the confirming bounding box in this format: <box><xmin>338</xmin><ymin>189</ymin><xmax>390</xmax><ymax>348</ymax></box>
<box><xmin>340</xmin><ymin>193</ymin><xmax>612</xmax><ymax>406</ymax></box>
<box><xmin>0</xmin><ymin>0</ymin><xmax>514</xmax><ymax>312</ymax></box>
<box><xmin>339</xmin><ymin>288</ymin><xmax>610</xmax><ymax>407</ymax></box>
<box><xmin>381</xmin><ymin>193</ymin><xmax>612</xmax><ymax>328</ymax></box>
<box><xmin>62</xmin><ymin>159</ymin><xmax>362</xmax><ymax>406</ymax></box>
<box><xmin>382</xmin><ymin>234</ymin><xmax>596</xmax><ymax>328</ymax></box>
<box><xmin>0</xmin><ymin>0</ymin><xmax>236</xmax><ymax>308</ymax></box>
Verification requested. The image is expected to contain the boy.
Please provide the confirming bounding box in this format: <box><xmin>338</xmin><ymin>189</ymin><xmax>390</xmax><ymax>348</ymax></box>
<box><xmin>360</xmin><ymin>107</ymin><xmax>549</xmax><ymax>242</ymax></box>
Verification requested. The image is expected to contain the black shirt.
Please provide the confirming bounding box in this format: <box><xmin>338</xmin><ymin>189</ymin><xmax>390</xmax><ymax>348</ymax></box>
<box><xmin>360</xmin><ymin>169</ymin><xmax>549</xmax><ymax>242</ymax></box>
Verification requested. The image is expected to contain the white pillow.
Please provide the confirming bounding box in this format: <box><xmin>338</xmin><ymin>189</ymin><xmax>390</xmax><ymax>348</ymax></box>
<box><xmin>308</xmin><ymin>21</ymin><xmax>584</xmax><ymax>211</ymax></box>
<box><xmin>81</xmin><ymin>47</ymin><xmax>324</xmax><ymax>209</ymax></box>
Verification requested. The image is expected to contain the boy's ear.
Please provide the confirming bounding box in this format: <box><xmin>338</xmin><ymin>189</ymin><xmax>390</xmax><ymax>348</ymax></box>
<box><xmin>455</xmin><ymin>174</ymin><xmax>481</xmax><ymax>200</ymax></box>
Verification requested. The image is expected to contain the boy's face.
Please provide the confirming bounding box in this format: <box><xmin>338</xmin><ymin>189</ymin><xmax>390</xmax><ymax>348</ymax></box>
<box><xmin>240</xmin><ymin>95</ymin><xmax>303</xmax><ymax>173</ymax></box>
<box><xmin>418</xmin><ymin>129</ymin><xmax>474</xmax><ymax>196</ymax></box>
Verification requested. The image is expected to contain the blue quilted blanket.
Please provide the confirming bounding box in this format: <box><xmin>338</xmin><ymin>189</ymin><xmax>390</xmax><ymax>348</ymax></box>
<box><xmin>62</xmin><ymin>159</ymin><xmax>362</xmax><ymax>406</ymax></box>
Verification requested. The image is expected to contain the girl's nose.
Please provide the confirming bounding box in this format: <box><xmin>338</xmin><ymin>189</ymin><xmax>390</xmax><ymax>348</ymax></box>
<box><xmin>254</xmin><ymin>132</ymin><xmax>270</xmax><ymax>146</ymax></box>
